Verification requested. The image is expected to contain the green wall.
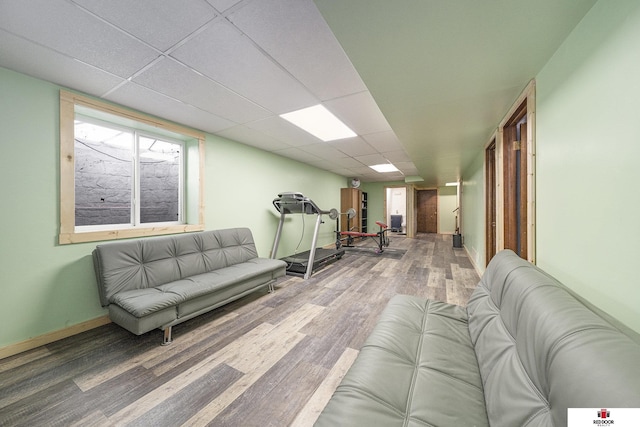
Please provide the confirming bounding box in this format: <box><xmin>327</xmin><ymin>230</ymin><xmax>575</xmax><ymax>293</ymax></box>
<box><xmin>360</xmin><ymin>181</ymin><xmax>393</xmax><ymax>227</ymax></box>
<box><xmin>438</xmin><ymin>186</ymin><xmax>458</xmax><ymax>234</ymax></box>
<box><xmin>535</xmin><ymin>0</ymin><xmax>640</xmax><ymax>332</ymax></box>
<box><xmin>0</xmin><ymin>68</ymin><xmax>101</xmax><ymax>349</ymax></box>
<box><xmin>205</xmin><ymin>134</ymin><xmax>345</xmax><ymax>258</ymax></box>
<box><xmin>461</xmin><ymin>153</ymin><xmax>486</xmax><ymax>271</ymax></box>
<box><xmin>0</xmin><ymin>66</ymin><xmax>345</xmax><ymax>349</ymax></box>
<box><xmin>462</xmin><ymin>0</ymin><xmax>640</xmax><ymax>332</ymax></box>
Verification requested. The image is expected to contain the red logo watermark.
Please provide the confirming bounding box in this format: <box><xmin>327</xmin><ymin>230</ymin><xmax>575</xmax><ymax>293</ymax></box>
<box><xmin>598</xmin><ymin>409</ymin><xmax>611</xmax><ymax>419</ymax></box>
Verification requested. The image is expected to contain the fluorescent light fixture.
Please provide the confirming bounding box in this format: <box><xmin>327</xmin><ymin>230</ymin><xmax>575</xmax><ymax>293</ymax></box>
<box><xmin>445</xmin><ymin>182</ymin><xmax>459</xmax><ymax>186</ymax></box>
<box><xmin>280</xmin><ymin>104</ymin><xmax>356</xmax><ymax>142</ymax></box>
<box><xmin>370</xmin><ymin>163</ymin><xmax>400</xmax><ymax>173</ymax></box>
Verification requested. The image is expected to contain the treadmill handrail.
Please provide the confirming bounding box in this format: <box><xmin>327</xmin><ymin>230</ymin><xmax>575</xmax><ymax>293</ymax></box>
<box><xmin>273</xmin><ymin>193</ymin><xmax>324</xmax><ymax>215</ymax></box>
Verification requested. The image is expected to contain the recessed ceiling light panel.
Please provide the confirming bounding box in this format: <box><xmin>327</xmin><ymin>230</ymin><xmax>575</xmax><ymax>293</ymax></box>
<box><xmin>280</xmin><ymin>104</ymin><xmax>356</xmax><ymax>142</ymax></box>
<box><xmin>369</xmin><ymin>163</ymin><xmax>399</xmax><ymax>173</ymax></box>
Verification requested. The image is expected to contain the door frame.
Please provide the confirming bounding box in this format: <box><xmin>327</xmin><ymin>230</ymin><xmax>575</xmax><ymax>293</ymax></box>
<box><xmin>486</xmin><ymin>79</ymin><xmax>536</xmax><ymax>264</ymax></box>
<box><xmin>383</xmin><ymin>185</ymin><xmax>409</xmax><ymax>235</ymax></box>
<box><xmin>485</xmin><ymin>137</ymin><xmax>497</xmax><ymax>265</ymax></box>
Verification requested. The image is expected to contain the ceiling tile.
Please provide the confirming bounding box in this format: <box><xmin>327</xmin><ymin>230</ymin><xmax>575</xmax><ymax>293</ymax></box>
<box><xmin>72</xmin><ymin>0</ymin><xmax>218</xmax><ymax>51</ymax></box>
<box><xmin>351</xmin><ymin>166</ymin><xmax>378</xmax><ymax>176</ymax></box>
<box><xmin>273</xmin><ymin>147</ymin><xmax>323</xmax><ymax>164</ymax></box>
<box><xmin>325</xmin><ymin>91</ymin><xmax>392</xmax><ymax>135</ymax></box>
<box><xmin>104</xmin><ymin>81</ymin><xmax>236</xmax><ymax>134</ymax></box>
<box><xmin>227</xmin><ymin>0</ymin><xmax>366</xmax><ymax>101</ymax></box>
<box><xmin>299</xmin><ymin>143</ymin><xmax>347</xmax><ymax>160</ymax></box>
<box><xmin>327</xmin><ymin>167</ymin><xmax>358</xmax><ymax>177</ymax></box>
<box><xmin>171</xmin><ymin>20</ymin><xmax>317</xmax><ymax>114</ymax></box>
<box><xmin>362</xmin><ymin>130</ymin><xmax>405</xmax><ymax>153</ymax></box>
<box><xmin>206</xmin><ymin>0</ymin><xmax>242</xmax><ymax>13</ymax></box>
<box><xmin>381</xmin><ymin>150</ymin><xmax>412</xmax><ymax>163</ymax></box>
<box><xmin>392</xmin><ymin>162</ymin><xmax>419</xmax><ymax>175</ymax></box>
<box><xmin>216</xmin><ymin>125</ymin><xmax>291</xmax><ymax>151</ymax></box>
<box><xmin>245</xmin><ymin>116</ymin><xmax>320</xmax><ymax>147</ymax></box>
<box><xmin>383</xmin><ymin>172</ymin><xmax>406</xmax><ymax>181</ymax></box>
<box><xmin>132</xmin><ymin>57</ymin><xmax>271</xmax><ymax>124</ymax></box>
<box><xmin>308</xmin><ymin>159</ymin><xmax>339</xmax><ymax>170</ymax></box>
<box><xmin>0</xmin><ymin>0</ymin><xmax>159</xmax><ymax>78</ymax></box>
<box><xmin>0</xmin><ymin>29</ymin><xmax>124</xmax><ymax>97</ymax></box>
<box><xmin>330</xmin><ymin>157</ymin><xmax>366</xmax><ymax>169</ymax></box>
<box><xmin>330</xmin><ymin>137</ymin><xmax>377</xmax><ymax>157</ymax></box>
<box><xmin>355</xmin><ymin>153</ymin><xmax>388</xmax><ymax>166</ymax></box>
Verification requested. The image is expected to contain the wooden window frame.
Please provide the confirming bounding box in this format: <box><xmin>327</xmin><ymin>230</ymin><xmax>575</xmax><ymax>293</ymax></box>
<box><xmin>59</xmin><ymin>90</ymin><xmax>205</xmax><ymax>244</ymax></box>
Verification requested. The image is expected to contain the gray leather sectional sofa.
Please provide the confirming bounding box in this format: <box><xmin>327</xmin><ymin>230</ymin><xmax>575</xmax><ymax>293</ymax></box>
<box><xmin>92</xmin><ymin>228</ymin><xmax>286</xmax><ymax>344</ymax></box>
<box><xmin>316</xmin><ymin>250</ymin><xmax>640</xmax><ymax>426</ymax></box>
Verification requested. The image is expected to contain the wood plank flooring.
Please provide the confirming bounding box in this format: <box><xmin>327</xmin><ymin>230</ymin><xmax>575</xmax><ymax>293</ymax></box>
<box><xmin>0</xmin><ymin>234</ymin><xmax>480</xmax><ymax>427</ymax></box>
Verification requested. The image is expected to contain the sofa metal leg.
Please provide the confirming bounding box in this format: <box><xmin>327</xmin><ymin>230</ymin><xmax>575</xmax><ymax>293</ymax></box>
<box><xmin>268</xmin><ymin>280</ymin><xmax>275</xmax><ymax>293</ymax></box>
<box><xmin>162</xmin><ymin>326</ymin><xmax>173</xmax><ymax>346</ymax></box>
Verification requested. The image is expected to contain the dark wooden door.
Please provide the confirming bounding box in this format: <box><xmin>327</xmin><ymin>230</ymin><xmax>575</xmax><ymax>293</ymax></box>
<box><xmin>417</xmin><ymin>190</ymin><xmax>437</xmax><ymax>233</ymax></box>
<box><xmin>503</xmin><ymin>102</ymin><xmax>528</xmax><ymax>260</ymax></box>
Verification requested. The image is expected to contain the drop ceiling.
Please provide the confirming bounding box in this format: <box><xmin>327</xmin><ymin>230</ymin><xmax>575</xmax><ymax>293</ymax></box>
<box><xmin>0</xmin><ymin>0</ymin><xmax>597</xmax><ymax>185</ymax></box>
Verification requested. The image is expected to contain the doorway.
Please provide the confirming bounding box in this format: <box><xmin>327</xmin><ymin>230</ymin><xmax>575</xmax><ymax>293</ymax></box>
<box><xmin>384</xmin><ymin>186</ymin><xmax>407</xmax><ymax>234</ymax></box>
<box><xmin>417</xmin><ymin>189</ymin><xmax>437</xmax><ymax>233</ymax></box>
<box><xmin>485</xmin><ymin>80</ymin><xmax>535</xmax><ymax>264</ymax></box>
<box><xmin>503</xmin><ymin>101</ymin><xmax>528</xmax><ymax>259</ymax></box>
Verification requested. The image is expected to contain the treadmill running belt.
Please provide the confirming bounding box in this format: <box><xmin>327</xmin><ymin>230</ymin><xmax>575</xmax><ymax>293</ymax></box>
<box><xmin>281</xmin><ymin>248</ymin><xmax>344</xmax><ymax>275</ymax></box>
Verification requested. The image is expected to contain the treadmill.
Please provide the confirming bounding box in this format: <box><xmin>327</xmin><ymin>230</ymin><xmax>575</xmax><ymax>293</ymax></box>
<box><xmin>271</xmin><ymin>192</ymin><xmax>344</xmax><ymax>279</ymax></box>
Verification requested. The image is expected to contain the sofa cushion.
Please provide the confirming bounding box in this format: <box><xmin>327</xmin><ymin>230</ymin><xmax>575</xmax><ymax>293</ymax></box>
<box><xmin>109</xmin><ymin>258</ymin><xmax>285</xmax><ymax>318</ymax></box>
<box><xmin>161</xmin><ymin>258</ymin><xmax>284</xmax><ymax>299</ymax></box>
<box><xmin>467</xmin><ymin>250</ymin><xmax>640</xmax><ymax>427</ymax></box>
<box><xmin>177</xmin><ymin>272</ymin><xmax>275</xmax><ymax>318</ymax></box>
<box><xmin>110</xmin><ymin>281</ymin><xmax>190</xmax><ymax>318</ymax></box>
<box><xmin>316</xmin><ymin>295</ymin><xmax>488</xmax><ymax>427</ymax></box>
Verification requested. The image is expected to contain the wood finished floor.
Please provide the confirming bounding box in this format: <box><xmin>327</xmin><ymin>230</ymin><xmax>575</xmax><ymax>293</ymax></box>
<box><xmin>0</xmin><ymin>234</ymin><xmax>480</xmax><ymax>427</ymax></box>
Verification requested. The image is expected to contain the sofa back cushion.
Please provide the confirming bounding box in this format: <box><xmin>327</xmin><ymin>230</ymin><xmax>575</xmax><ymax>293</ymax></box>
<box><xmin>93</xmin><ymin>228</ymin><xmax>259</xmax><ymax>306</ymax></box>
<box><xmin>467</xmin><ymin>250</ymin><xmax>640</xmax><ymax>427</ymax></box>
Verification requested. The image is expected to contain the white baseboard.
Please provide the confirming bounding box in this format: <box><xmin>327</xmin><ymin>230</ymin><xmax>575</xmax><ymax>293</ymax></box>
<box><xmin>464</xmin><ymin>244</ymin><xmax>485</xmax><ymax>277</ymax></box>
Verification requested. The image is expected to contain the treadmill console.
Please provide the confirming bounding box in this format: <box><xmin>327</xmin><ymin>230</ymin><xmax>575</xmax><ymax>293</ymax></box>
<box><xmin>273</xmin><ymin>192</ymin><xmax>320</xmax><ymax>215</ymax></box>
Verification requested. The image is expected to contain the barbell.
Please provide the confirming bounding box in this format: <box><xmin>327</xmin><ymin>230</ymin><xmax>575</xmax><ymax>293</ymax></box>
<box><xmin>328</xmin><ymin>207</ymin><xmax>357</xmax><ymax>221</ymax></box>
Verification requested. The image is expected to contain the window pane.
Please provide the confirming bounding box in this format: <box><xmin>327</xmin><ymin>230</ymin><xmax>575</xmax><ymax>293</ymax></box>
<box><xmin>139</xmin><ymin>136</ymin><xmax>181</xmax><ymax>223</ymax></box>
<box><xmin>74</xmin><ymin>120</ymin><xmax>133</xmax><ymax>226</ymax></box>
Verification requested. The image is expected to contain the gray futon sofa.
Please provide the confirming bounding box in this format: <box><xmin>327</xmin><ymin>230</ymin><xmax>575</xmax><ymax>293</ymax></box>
<box><xmin>93</xmin><ymin>228</ymin><xmax>286</xmax><ymax>344</ymax></box>
<box><xmin>315</xmin><ymin>249</ymin><xmax>640</xmax><ymax>426</ymax></box>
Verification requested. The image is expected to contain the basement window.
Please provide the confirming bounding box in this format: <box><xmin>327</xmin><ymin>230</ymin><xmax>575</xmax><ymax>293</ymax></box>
<box><xmin>59</xmin><ymin>91</ymin><xmax>205</xmax><ymax>244</ymax></box>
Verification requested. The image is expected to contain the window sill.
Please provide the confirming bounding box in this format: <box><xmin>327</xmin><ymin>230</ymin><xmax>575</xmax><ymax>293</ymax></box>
<box><xmin>58</xmin><ymin>223</ymin><xmax>205</xmax><ymax>245</ymax></box>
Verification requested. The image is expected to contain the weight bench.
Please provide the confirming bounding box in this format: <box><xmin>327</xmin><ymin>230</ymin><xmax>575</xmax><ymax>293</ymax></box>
<box><xmin>340</xmin><ymin>221</ymin><xmax>390</xmax><ymax>253</ymax></box>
